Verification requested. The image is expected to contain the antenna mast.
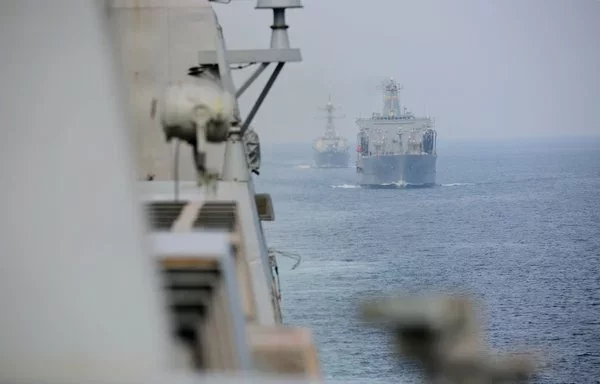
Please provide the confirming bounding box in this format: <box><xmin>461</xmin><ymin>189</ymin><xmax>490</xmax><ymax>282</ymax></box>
<box><xmin>316</xmin><ymin>94</ymin><xmax>345</xmax><ymax>138</ymax></box>
<box><xmin>380</xmin><ymin>77</ymin><xmax>403</xmax><ymax>117</ymax></box>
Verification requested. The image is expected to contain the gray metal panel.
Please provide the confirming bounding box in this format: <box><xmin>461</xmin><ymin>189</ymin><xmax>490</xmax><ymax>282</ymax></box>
<box><xmin>243</xmin><ymin>178</ymin><xmax>281</xmax><ymax>324</ymax></box>
<box><xmin>108</xmin><ymin>0</ymin><xmax>217</xmax><ymax>181</ymax></box>
<box><xmin>150</xmin><ymin>232</ymin><xmax>231</xmax><ymax>256</ymax></box>
<box><xmin>218</xmin><ymin>236</ymin><xmax>254</xmax><ymax>371</ymax></box>
<box><xmin>139</xmin><ymin>181</ymin><xmax>206</xmax><ymax>201</ymax></box>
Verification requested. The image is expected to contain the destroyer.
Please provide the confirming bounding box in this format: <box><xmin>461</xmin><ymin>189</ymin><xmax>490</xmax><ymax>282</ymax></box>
<box><xmin>312</xmin><ymin>96</ymin><xmax>350</xmax><ymax>168</ymax></box>
<box><xmin>356</xmin><ymin>78</ymin><xmax>437</xmax><ymax>187</ymax></box>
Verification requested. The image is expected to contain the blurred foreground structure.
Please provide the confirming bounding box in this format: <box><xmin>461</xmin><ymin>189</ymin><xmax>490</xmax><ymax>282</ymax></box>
<box><xmin>0</xmin><ymin>1</ymin><xmax>539</xmax><ymax>383</ymax></box>
<box><xmin>361</xmin><ymin>295</ymin><xmax>538</xmax><ymax>384</ymax></box>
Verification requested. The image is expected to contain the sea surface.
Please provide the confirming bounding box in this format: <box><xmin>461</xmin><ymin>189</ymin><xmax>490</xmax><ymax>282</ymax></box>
<box><xmin>255</xmin><ymin>137</ymin><xmax>600</xmax><ymax>384</ymax></box>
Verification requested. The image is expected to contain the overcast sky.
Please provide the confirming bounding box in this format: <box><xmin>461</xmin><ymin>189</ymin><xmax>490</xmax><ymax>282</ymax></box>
<box><xmin>214</xmin><ymin>0</ymin><xmax>600</xmax><ymax>143</ymax></box>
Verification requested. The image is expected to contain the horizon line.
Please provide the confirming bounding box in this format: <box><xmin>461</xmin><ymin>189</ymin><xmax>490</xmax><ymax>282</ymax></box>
<box><xmin>260</xmin><ymin>133</ymin><xmax>600</xmax><ymax>146</ymax></box>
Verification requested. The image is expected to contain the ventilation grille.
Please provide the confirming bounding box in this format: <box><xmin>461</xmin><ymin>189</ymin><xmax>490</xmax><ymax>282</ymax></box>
<box><xmin>193</xmin><ymin>201</ymin><xmax>237</xmax><ymax>232</ymax></box>
<box><xmin>146</xmin><ymin>201</ymin><xmax>187</xmax><ymax>229</ymax></box>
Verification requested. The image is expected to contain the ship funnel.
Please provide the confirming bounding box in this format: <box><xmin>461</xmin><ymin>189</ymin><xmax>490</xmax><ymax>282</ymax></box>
<box><xmin>256</xmin><ymin>0</ymin><xmax>303</xmax><ymax>49</ymax></box>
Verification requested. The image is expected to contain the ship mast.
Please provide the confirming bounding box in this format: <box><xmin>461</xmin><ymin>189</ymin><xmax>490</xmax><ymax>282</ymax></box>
<box><xmin>317</xmin><ymin>94</ymin><xmax>345</xmax><ymax>138</ymax></box>
<box><xmin>381</xmin><ymin>77</ymin><xmax>403</xmax><ymax>118</ymax></box>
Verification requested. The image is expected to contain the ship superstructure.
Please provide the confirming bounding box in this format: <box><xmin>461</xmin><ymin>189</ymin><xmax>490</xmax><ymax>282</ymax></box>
<box><xmin>312</xmin><ymin>96</ymin><xmax>350</xmax><ymax>168</ymax></box>
<box><xmin>356</xmin><ymin>78</ymin><xmax>437</xmax><ymax>187</ymax></box>
<box><xmin>110</xmin><ymin>0</ymin><xmax>322</xmax><ymax>380</ymax></box>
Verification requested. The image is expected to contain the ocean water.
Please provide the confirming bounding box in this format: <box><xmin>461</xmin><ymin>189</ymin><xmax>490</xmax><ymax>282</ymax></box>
<box><xmin>255</xmin><ymin>138</ymin><xmax>600</xmax><ymax>383</ymax></box>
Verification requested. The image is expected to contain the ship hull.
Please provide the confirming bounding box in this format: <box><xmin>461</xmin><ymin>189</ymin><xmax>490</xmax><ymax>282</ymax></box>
<box><xmin>313</xmin><ymin>150</ymin><xmax>350</xmax><ymax>168</ymax></box>
<box><xmin>357</xmin><ymin>154</ymin><xmax>437</xmax><ymax>187</ymax></box>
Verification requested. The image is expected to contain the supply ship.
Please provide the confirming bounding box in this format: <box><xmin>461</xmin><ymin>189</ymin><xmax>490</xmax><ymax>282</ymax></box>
<box><xmin>356</xmin><ymin>78</ymin><xmax>437</xmax><ymax>187</ymax></box>
<box><xmin>312</xmin><ymin>96</ymin><xmax>350</xmax><ymax>168</ymax></box>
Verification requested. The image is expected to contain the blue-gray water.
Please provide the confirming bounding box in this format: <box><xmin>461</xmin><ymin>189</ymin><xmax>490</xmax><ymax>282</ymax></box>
<box><xmin>256</xmin><ymin>137</ymin><xmax>600</xmax><ymax>383</ymax></box>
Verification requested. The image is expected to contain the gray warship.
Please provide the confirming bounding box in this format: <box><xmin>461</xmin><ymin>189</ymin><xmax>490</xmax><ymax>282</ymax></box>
<box><xmin>356</xmin><ymin>78</ymin><xmax>437</xmax><ymax>187</ymax></box>
<box><xmin>312</xmin><ymin>96</ymin><xmax>350</xmax><ymax>168</ymax></box>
